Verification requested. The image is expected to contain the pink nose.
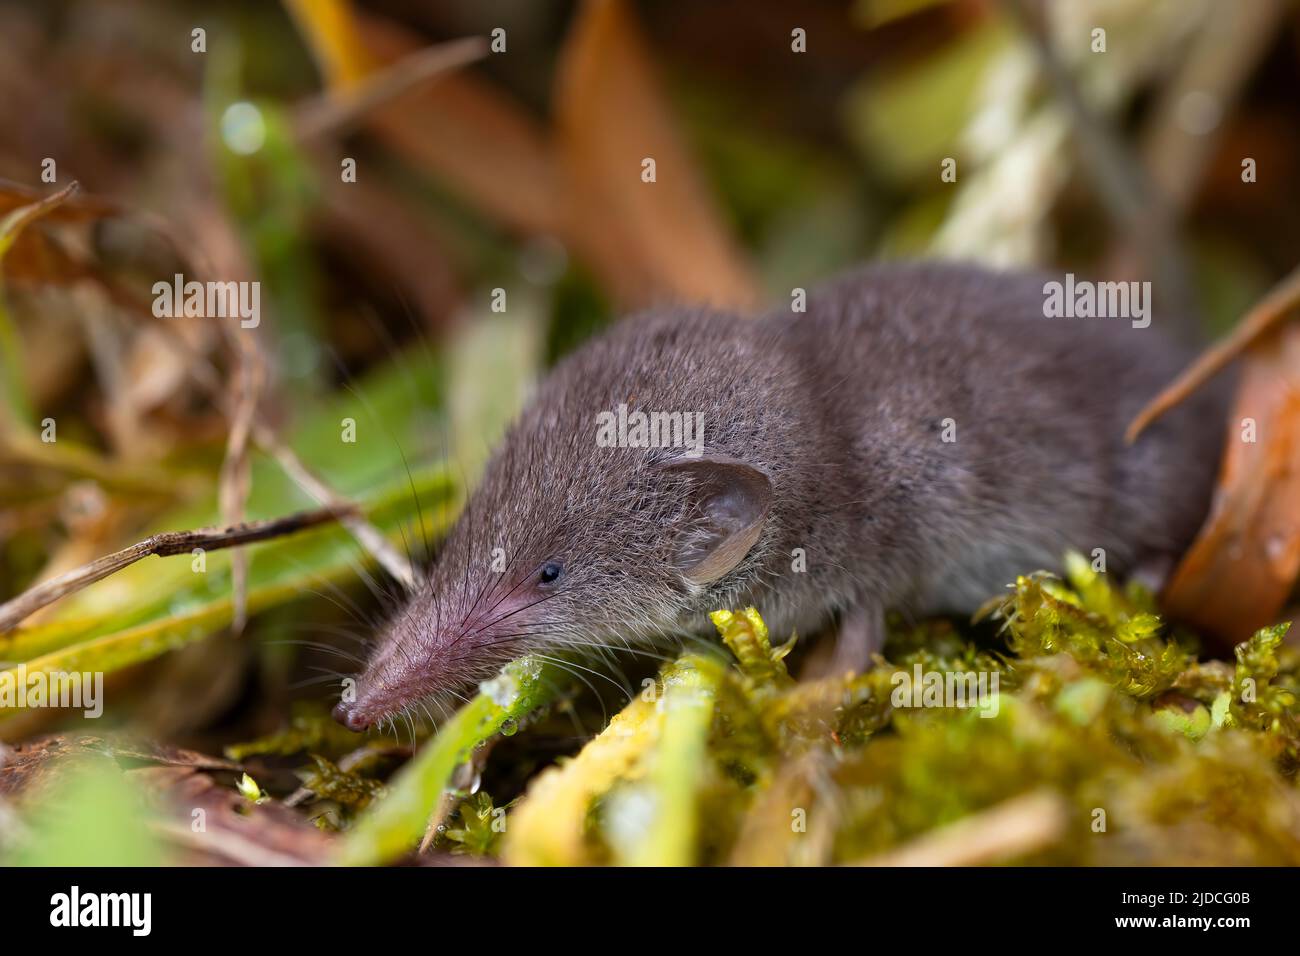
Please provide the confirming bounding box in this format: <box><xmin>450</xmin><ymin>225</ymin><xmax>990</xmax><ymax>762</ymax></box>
<box><xmin>332</xmin><ymin>700</ymin><xmax>370</xmax><ymax>732</ymax></box>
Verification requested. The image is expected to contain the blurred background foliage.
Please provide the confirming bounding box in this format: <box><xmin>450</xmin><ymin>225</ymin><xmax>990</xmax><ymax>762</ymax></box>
<box><xmin>0</xmin><ymin>0</ymin><xmax>1299</xmax><ymax>865</ymax></box>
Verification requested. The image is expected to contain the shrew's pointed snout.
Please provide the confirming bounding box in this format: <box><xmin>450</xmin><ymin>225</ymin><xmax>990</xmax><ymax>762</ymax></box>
<box><xmin>332</xmin><ymin>699</ymin><xmax>371</xmax><ymax>732</ymax></box>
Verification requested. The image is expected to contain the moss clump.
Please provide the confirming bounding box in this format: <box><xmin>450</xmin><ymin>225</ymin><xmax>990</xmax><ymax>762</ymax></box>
<box><xmin>298</xmin><ymin>755</ymin><xmax>386</xmax><ymax>813</ymax></box>
<box><xmin>990</xmin><ymin>553</ymin><xmax>1188</xmax><ymax>699</ymax></box>
<box><xmin>438</xmin><ymin>793</ymin><xmax>508</xmax><ymax>857</ymax></box>
<box><xmin>489</xmin><ymin>555</ymin><xmax>1300</xmax><ymax>865</ymax></box>
<box><xmin>1227</xmin><ymin>624</ymin><xmax>1300</xmax><ymax>771</ymax></box>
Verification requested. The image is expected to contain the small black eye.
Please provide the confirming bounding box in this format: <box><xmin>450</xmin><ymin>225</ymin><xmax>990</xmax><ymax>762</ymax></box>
<box><xmin>538</xmin><ymin>562</ymin><xmax>563</xmax><ymax>585</ymax></box>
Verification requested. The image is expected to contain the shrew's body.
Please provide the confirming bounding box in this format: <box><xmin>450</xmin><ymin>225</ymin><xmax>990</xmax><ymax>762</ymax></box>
<box><xmin>335</xmin><ymin>262</ymin><xmax>1226</xmax><ymax>731</ymax></box>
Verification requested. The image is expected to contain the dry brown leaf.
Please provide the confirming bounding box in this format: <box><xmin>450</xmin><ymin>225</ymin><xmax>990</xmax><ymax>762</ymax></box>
<box><xmin>0</xmin><ymin>733</ymin><xmax>237</xmax><ymax>800</ymax></box>
<box><xmin>350</xmin><ymin>14</ymin><xmax>562</xmax><ymax>236</ymax></box>
<box><xmin>0</xmin><ymin>227</ymin><xmax>94</xmax><ymax>286</ymax></box>
<box><xmin>0</xmin><ymin>179</ymin><xmax>118</xmax><ymax>222</ymax></box>
<box><xmin>1161</xmin><ymin>322</ymin><xmax>1300</xmax><ymax>647</ymax></box>
<box><xmin>1124</xmin><ymin>265</ymin><xmax>1300</xmax><ymax>648</ymax></box>
<box><xmin>287</xmin><ymin>1</ymin><xmax>758</xmax><ymax>311</ymax></box>
<box><xmin>554</xmin><ymin>0</ymin><xmax>760</xmax><ymax>311</ymax></box>
<box><xmin>144</xmin><ymin>770</ymin><xmax>335</xmax><ymax>866</ymax></box>
<box><xmin>0</xmin><ymin>733</ymin><xmax>331</xmax><ymax>865</ymax></box>
<box><xmin>0</xmin><ymin>181</ymin><xmax>91</xmax><ymax>288</ymax></box>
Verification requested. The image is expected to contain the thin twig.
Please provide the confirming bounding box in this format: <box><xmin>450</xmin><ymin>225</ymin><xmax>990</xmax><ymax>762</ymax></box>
<box><xmin>253</xmin><ymin>424</ymin><xmax>417</xmax><ymax>590</ymax></box>
<box><xmin>1001</xmin><ymin>0</ymin><xmax>1150</xmax><ymax>235</ymax></box>
<box><xmin>217</xmin><ymin>328</ymin><xmax>264</xmax><ymax>636</ymax></box>
<box><xmin>1002</xmin><ymin>0</ymin><xmax>1195</xmax><ymax>324</ymax></box>
<box><xmin>92</xmin><ymin>285</ymin><xmax>419</xmax><ymax>591</ymax></box>
<box><xmin>1126</xmin><ymin>262</ymin><xmax>1300</xmax><ymax>443</ymax></box>
<box><xmin>419</xmin><ymin>789</ymin><xmax>456</xmax><ymax>853</ymax></box>
<box><xmin>0</xmin><ymin>505</ymin><xmax>355</xmax><ymax>634</ymax></box>
<box><xmin>294</xmin><ymin>36</ymin><xmax>489</xmax><ymax>141</ymax></box>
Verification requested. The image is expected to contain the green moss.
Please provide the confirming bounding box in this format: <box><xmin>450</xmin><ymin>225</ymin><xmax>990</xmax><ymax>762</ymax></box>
<box><xmin>439</xmin><ymin>793</ymin><xmax>507</xmax><ymax>857</ymax></box>
<box><xmin>1229</xmin><ymin>624</ymin><xmax>1300</xmax><ymax>770</ymax></box>
<box><xmin>990</xmin><ymin>555</ymin><xmax>1190</xmax><ymax>699</ymax></box>
<box><xmin>299</xmin><ymin>755</ymin><xmax>386</xmax><ymax>813</ymax></box>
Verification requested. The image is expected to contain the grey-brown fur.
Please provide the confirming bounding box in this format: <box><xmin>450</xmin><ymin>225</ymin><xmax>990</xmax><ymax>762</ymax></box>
<box><xmin>334</xmin><ymin>261</ymin><xmax>1227</xmax><ymax>731</ymax></box>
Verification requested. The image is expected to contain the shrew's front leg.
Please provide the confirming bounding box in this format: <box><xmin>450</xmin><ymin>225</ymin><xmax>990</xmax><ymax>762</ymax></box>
<box><xmin>829</xmin><ymin>601</ymin><xmax>885</xmax><ymax>676</ymax></box>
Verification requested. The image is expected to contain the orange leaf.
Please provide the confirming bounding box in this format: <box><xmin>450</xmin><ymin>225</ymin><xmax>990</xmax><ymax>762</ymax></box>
<box><xmin>352</xmin><ymin>16</ymin><xmax>562</xmax><ymax>237</ymax></box>
<box><xmin>1162</xmin><ymin>322</ymin><xmax>1300</xmax><ymax>647</ymax></box>
<box><xmin>281</xmin><ymin>0</ymin><xmax>380</xmax><ymax>88</ymax></box>
<box><xmin>554</xmin><ymin>0</ymin><xmax>760</xmax><ymax>311</ymax></box>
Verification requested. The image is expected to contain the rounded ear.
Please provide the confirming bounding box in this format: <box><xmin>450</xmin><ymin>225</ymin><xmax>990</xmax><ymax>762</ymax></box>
<box><xmin>658</xmin><ymin>456</ymin><xmax>772</xmax><ymax>584</ymax></box>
